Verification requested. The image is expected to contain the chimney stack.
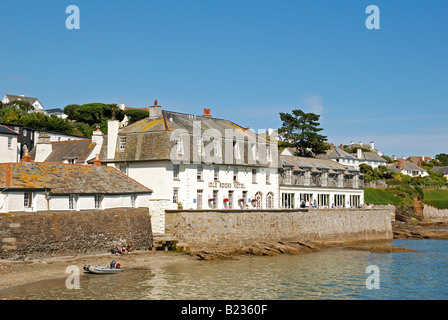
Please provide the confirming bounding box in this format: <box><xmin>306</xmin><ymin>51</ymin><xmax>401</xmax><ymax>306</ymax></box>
<box><xmin>93</xmin><ymin>154</ymin><xmax>101</xmax><ymax>166</ymax></box>
<box><xmin>357</xmin><ymin>148</ymin><xmax>362</xmax><ymax>159</ymax></box>
<box><xmin>107</xmin><ymin>119</ymin><xmax>119</xmax><ymax>160</ymax></box>
<box><xmin>203</xmin><ymin>108</ymin><xmax>211</xmax><ymax>118</ymax></box>
<box><xmin>34</xmin><ymin>132</ymin><xmax>52</xmax><ymax>162</ymax></box>
<box><xmin>22</xmin><ymin>149</ymin><xmax>31</xmax><ymax>162</ymax></box>
<box><xmin>149</xmin><ymin>99</ymin><xmax>162</xmax><ymax>118</ymax></box>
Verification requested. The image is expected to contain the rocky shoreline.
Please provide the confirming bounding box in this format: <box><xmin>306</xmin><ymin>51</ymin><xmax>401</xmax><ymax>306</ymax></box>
<box><xmin>188</xmin><ymin>219</ymin><xmax>448</xmax><ymax>259</ymax></box>
<box><xmin>392</xmin><ymin>220</ymin><xmax>448</xmax><ymax>240</ymax></box>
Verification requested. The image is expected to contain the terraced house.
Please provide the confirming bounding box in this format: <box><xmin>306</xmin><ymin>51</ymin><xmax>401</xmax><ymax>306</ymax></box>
<box><xmin>0</xmin><ymin>156</ymin><xmax>152</xmax><ymax>213</ymax></box>
<box><xmin>95</xmin><ymin>101</ymin><xmax>280</xmax><ymax>212</ymax></box>
<box><xmin>279</xmin><ymin>148</ymin><xmax>364</xmax><ymax>208</ymax></box>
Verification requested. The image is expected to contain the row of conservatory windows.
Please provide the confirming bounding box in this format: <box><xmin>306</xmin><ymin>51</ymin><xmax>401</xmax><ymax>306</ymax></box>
<box><xmin>281</xmin><ymin>193</ymin><xmax>361</xmax><ymax>209</ymax></box>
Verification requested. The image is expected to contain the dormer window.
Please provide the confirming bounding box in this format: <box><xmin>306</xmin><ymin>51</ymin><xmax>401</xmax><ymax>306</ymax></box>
<box><xmin>119</xmin><ymin>136</ymin><xmax>126</xmax><ymax>150</ymax></box>
<box><xmin>175</xmin><ymin>135</ymin><xmax>184</xmax><ymax>154</ymax></box>
<box><xmin>214</xmin><ymin>139</ymin><xmax>220</xmax><ymax>157</ymax></box>
<box><xmin>233</xmin><ymin>141</ymin><xmax>240</xmax><ymax>160</ymax></box>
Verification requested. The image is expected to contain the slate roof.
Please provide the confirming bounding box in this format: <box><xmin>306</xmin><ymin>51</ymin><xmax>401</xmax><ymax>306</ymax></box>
<box><xmin>0</xmin><ymin>162</ymin><xmax>152</xmax><ymax>194</ymax></box>
<box><xmin>280</xmin><ymin>154</ymin><xmax>356</xmax><ymax>174</ymax></box>
<box><xmin>0</xmin><ymin>125</ymin><xmax>19</xmax><ymax>135</ymax></box>
<box><xmin>46</xmin><ymin>108</ymin><xmax>65</xmax><ymax>114</ymax></box>
<box><xmin>431</xmin><ymin>166</ymin><xmax>448</xmax><ymax>175</ymax></box>
<box><xmin>3</xmin><ymin>94</ymin><xmax>43</xmax><ymax>108</ymax></box>
<box><xmin>29</xmin><ymin>139</ymin><xmax>96</xmax><ymax>163</ymax></box>
<box><xmin>387</xmin><ymin>160</ymin><xmax>426</xmax><ymax>173</ymax></box>
<box><xmin>350</xmin><ymin>151</ymin><xmax>386</xmax><ymax>162</ymax></box>
<box><xmin>101</xmin><ymin>108</ymin><xmax>277</xmax><ymax>167</ymax></box>
<box><xmin>407</xmin><ymin>156</ymin><xmax>433</xmax><ymax>166</ymax></box>
<box><xmin>325</xmin><ymin>147</ymin><xmax>357</xmax><ymax>160</ymax></box>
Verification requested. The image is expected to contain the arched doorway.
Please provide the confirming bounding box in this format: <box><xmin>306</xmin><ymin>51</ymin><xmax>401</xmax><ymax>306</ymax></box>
<box><xmin>266</xmin><ymin>192</ymin><xmax>274</xmax><ymax>209</ymax></box>
<box><xmin>254</xmin><ymin>192</ymin><xmax>263</xmax><ymax>209</ymax></box>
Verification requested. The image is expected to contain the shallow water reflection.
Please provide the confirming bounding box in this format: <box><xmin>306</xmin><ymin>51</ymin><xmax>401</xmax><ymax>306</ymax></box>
<box><xmin>2</xmin><ymin>239</ymin><xmax>448</xmax><ymax>300</ymax></box>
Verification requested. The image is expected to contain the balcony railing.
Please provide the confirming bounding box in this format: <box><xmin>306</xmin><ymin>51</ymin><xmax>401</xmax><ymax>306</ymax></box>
<box><xmin>280</xmin><ymin>174</ymin><xmax>364</xmax><ymax>189</ymax></box>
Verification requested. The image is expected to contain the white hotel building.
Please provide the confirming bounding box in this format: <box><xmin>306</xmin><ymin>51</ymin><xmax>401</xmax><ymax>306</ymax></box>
<box><xmin>96</xmin><ymin>101</ymin><xmax>365</xmax><ymax>220</ymax></box>
<box><xmin>97</xmin><ymin>102</ymin><xmax>280</xmax><ymax>211</ymax></box>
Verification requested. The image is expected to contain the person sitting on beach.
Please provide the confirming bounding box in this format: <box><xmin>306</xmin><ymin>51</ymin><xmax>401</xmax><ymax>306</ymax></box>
<box><xmin>116</xmin><ymin>244</ymin><xmax>128</xmax><ymax>254</ymax></box>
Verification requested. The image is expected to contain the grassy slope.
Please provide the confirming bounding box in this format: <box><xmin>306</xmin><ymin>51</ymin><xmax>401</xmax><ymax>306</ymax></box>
<box><xmin>423</xmin><ymin>189</ymin><xmax>448</xmax><ymax>209</ymax></box>
<box><xmin>365</xmin><ymin>187</ymin><xmax>448</xmax><ymax>210</ymax></box>
<box><xmin>364</xmin><ymin>188</ymin><xmax>402</xmax><ymax>206</ymax></box>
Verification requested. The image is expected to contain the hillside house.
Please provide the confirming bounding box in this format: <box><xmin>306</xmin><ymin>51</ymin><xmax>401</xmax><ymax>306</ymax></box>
<box><xmin>387</xmin><ymin>159</ymin><xmax>428</xmax><ymax>177</ymax></box>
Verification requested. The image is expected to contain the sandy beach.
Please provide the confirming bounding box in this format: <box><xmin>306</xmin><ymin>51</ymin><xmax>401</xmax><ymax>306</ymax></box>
<box><xmin>0</xmin><ymin>250</ymin><xmax>197</xmax><ymax>292</ymax></box>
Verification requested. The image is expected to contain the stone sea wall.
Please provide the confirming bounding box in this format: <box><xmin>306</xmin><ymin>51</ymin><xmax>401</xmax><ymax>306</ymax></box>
<box><xmin>0</xmin><ymin>208</ymin><xmax>153</xmax><ymax>259</ymax></box>
<box><xmin>165</xmin><ymin>208</ymin><xmax>394</xmax><ymax>248</ymax></box>
<box><xmin>423</xmin><ymin>205</ymin><xmax>448</xmax><ymax>220</ymax></box>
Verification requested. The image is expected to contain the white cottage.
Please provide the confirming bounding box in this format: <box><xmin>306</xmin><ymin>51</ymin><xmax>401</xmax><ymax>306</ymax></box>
<box><xmin>0</xmin><ymin>156</ymin><xmax>152</xmax><ymax>213</ymax></box>
<box><xmin>2</xmin><ymin>94</ymin><xmax>45</xmax><ymax>112</ymax></box>
<box><xmin>0</xmin><ymin>125</ymin><xmax>20</xmax><ymax>163</ymax></box>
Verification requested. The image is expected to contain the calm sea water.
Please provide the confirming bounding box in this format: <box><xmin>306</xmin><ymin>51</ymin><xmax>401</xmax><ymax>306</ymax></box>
<box><xmin>1</xmin><ymin>239</ymin><xmax>448</xmax><ymax>300</ymax></box>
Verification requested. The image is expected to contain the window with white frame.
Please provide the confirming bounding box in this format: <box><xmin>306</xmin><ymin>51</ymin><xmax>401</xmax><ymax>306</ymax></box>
<box><xmin>197</xmin><ymin>165</ymin><xmax>203</xmax><ymax>181</ymax></box>
<box><xmin>234</xmin><ymin>140</ymin><xmax>241</xmax><ymax>160</ymax></box>
<box><xmin>119</xmin><ymin>136</ymin><xmax>126</xmax><ymax>150</ymax></box>
<box><xmin>175</xmin><ymin>135</ymin><xmax>183</xmax><ymax>154</ymax></box>
<box><xmin>251</xmin><ymin>143</ymin><xmax>257</xmax><ymax>161</ymax></box>
<box><xmin>266</xmin><ymin>192</ymin><xmax>274</xmax><ymax>209</ymax></box>
<box><xmin>119</xmin><ymin>164</ymin><xmax>127</xmax><ymax>175</ymax></box>
<box><xmin>266</xmin><ymin>145</ymin><xmax>272</xmax><ymax>162</ymax></box>
<box><xmin>285</xmin><ymin>168</ymin><xmax>292</xmax><ymax>184</ymax></box>
<box><xmin>173</xmin><ymin>164</ymin><xmax>180</xmax><ymax>179</ymax></box>
<box><xmin>8</xmin><ymin>137</ymin><xmax>12</xmax><ymax>149</ymax></box>
<box><xmin>24</xmin><ymin>192</ymin><xmax>32</xmax><ymax>208</ymax></box>
<box><xmin>131</xmin><ymin>194</ymin><xmax>137</xmax><ymax>208</ymax></box>
<box><xmin>281</xmin><ymin>193</ymin><xmax>294</xmax><ymax>209</ymax></box>
<box><xmin>94</xmin><ymin>194</ymin><xmax>103</xmax><ymax>209</ymax></box>
<box><xmin>252</xmin><ymin>168</ymin><xmax>257</xmax><ymax>183</ymax></box>
<box><xmin>214</xmin><ymin>166</ymin><xmax>219</xmax><ymax>181</ymax></box>
<box><xmin>69</xmin><ymin>194</ymin><xmax>75</xmax><ymax>210</ymax></box>
<box><xmin>195</xmin><ymin>136</ymin><xmax>202</xmax><ymax>154</ymax></box>
<box><xmin>214</xmin><ymin>138</ymin><xmax>220</xmax><ymax>157</ymax></box>
<box><xmin>173</xmin><ymin>188</ymin><xmax>179</xmax><ymax>204</ymax></box>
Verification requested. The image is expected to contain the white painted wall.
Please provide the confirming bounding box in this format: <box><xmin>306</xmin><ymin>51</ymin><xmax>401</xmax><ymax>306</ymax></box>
<box><xmin>0</xmin><ymin>134</ymin><xmax>19</xmax><ymax>163</ymax></box>
<box><xmin>0</xmin><ymin>191</ymin><xmax>150</xmax><ymax>213</ymax></box>
<box><xmin>116</xmin><ymin>160</ymin><xmax>280</xmax><ymax>210</ymax></box>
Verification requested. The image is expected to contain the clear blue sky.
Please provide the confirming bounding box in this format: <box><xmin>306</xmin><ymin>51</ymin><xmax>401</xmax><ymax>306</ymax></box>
<box><xmin>1</xmin><ymin>0</ymin><xmax>447</xmax><ymax>158</ymax></box>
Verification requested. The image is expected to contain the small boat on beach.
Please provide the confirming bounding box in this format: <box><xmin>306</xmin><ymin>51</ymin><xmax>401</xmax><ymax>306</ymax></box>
<box><xmin>83</xmin><ymin>260</ymin><xmax>123</xmax><ymax>274</ymax></box>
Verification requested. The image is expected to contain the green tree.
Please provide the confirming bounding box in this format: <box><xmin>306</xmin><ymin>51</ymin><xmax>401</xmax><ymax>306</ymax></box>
<box><xmin>124</xmin><ymin>109</ymin><xmax>149</xmax><ymax>124</ymax></box>
<box><xmin>64</xmin><ymin>104</ymin><xmax>80</xmax><ymax>119</ymax></box>
<box><xmin>435</xmin><ymin>154</ymin><xmax>448</xmax><ymax>166</ymax></box>
<box><xmin>4</xmin><ymin>100</ymin><xmax>34</xmax><ymax>112</ymax></box>
<box><xmin>278</xmin><ymin>109</ymin><xmax>328</xmax><ymax>157</ymax></box>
